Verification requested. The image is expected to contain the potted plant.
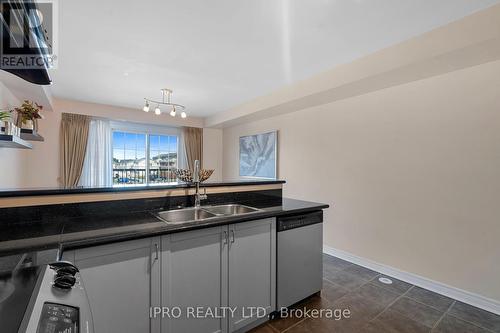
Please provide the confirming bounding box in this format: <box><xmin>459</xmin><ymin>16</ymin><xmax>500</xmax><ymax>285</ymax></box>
<box><xmin>0</xmin><ymin>110</ymin><xmax>10</xmax><ymax>121</ymax></box>
<box><xmin>0</xmin><ymin>110</ymin><xmax>12</xmax><ymax>134</ymax></box>
<box><xmin>14</xmin><ymin>100</ymin><xmax>43</xmax><ymax>132</ymax></box>
<box><xmin>0</xmin><ymin>110</ymin><xmax>20</xmax><ymax>136</ymax></box>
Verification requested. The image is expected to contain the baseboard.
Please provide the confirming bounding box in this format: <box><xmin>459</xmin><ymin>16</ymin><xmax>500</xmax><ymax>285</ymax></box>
<box><xmin>323</xmin><ymin>245</ymin><xmax>500</xmax><ymax>315</ymax></box>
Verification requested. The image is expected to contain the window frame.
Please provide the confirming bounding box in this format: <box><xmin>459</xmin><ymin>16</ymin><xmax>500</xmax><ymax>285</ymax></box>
<box><xmin>111</xmin><ymin>122</ymin><xmax>180</xmax><ymax>186</ymax></box>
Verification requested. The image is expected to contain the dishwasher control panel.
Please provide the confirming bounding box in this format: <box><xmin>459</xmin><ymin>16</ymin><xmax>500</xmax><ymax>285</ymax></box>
<box><xmin>277</xmin><ymin>210</ymin><xmax>323</xmax><ymax>231</ymax></box>
<box><xmin>37</xmin><ymin>302</ymin><xmax>79</xmax><ymax>333</ymax></box>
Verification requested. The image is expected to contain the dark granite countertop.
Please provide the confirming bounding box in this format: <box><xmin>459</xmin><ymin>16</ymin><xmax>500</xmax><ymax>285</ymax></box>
<box><xmin>0</xmin><ymin>179</ymin><xmax>286</xmax><ymax>197</ymax></box>
<box><xmin>0</xmin><ymin>248</ymin><xmax>59</xmax><ymax>273</ymax></box>
<box><xmin>0</xmin><ymin>198</ymin><xmax>328</xmax><ymax>257</ymax></box>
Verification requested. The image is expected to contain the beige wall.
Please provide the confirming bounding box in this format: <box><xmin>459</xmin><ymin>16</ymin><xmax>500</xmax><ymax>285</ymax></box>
<box><xmin>20</xmin><ymin>105</ymin><xmax>61</xmax><ymax>188</ymax></box>
<box><xmin>222</xmin><ymin>59</ymin><xmax>500</xmax><ymax>302</ymax></box>
<box><xmin>203</xmin><ymin>128</ymin><xmax>223</xmax><ymax>181</ymax></box>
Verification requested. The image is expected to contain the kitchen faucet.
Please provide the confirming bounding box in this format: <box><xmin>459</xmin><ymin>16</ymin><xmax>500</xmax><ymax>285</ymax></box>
<box><xmin>193</xmin><ymin>160</ymin><xmax>207</xmax><ymax>208</ymax></box>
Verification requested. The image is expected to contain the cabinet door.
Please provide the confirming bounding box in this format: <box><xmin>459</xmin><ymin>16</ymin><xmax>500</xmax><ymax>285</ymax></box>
<box><xmin>161</xmin><ymin>226</ymin><xmax>228</xmax><ymax>333</ymax></box>
<box><xmin>228</xmin><ymin>218</ymin><xmax>276</xmax><ymax>332</ymax></box>
<box><xmin>66</xmin><ymin>237</ymin><xmax>161</xmax><ymax>333</ymax></box>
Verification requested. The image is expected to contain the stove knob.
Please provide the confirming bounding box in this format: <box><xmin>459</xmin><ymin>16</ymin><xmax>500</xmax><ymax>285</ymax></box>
<box><xmin>55</xmin><ymin>265</ymin><xmax>78</xmax><ymax>276</ymax></box>
<box><xmin>49</xmin><ymin>261</ymin><xmax>79</xmax><ymax>276</ymax></box>
<box><xmin>53</xmin><ymin>274</ymin><xmax>76</xmax><ymax>289</ymax></box>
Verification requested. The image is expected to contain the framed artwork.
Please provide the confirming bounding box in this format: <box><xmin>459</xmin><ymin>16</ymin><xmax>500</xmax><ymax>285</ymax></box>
<box><xmin>239</xmin><ymin>131</ymin><xmax>278</xmax><ymax>179</ymax></box>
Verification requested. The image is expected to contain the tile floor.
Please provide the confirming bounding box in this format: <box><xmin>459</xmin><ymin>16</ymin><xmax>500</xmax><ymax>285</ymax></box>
<box><xmin>250</xmin><ymin>254</ymin><xmax>500</xmax><ymax>333</ymax></box>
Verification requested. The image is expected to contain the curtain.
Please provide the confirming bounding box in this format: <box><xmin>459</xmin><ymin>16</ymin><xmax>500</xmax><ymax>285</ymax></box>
<box><xmin>79</xmin><ymin>118</ymin><xmax>112</xmax><ymax>187</ymax></box>
<box><xmin>182</xmin><ymin>127</ymin><xmax>203</xmax><ymax>171</ymax></box>
<box><xmin>60</xmin><ymin>113</ymin><xmax>91</xmax><ymax>188</ymax></box>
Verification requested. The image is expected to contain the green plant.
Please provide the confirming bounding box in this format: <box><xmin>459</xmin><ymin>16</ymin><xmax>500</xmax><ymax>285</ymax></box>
<box><xmin>14</xmin><ymin>100</ymin><xmax>43</xmax><ymax>125</ymax></box>
<box><xmin>0</xmin><ymin>110</ymin><xmax>11</xmax><ymax>121</ymax></box>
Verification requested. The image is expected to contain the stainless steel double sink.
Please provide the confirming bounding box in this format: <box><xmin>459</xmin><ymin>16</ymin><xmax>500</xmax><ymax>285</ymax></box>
<box><xmin>155</xmin><ymin>204</ymin><xmax>261</xmax><ymax>224</ymax></box>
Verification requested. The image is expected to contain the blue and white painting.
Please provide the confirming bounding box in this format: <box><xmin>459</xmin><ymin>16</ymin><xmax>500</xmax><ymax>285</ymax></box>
<box><xmin>239</xmin><ymin>131</ymin><xmax>277</xmax><ymax>179</ymax></box>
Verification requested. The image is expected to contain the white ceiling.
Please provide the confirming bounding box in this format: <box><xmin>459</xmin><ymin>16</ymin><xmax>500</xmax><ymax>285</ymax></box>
<box><xmin>48</xmin><ymin>0</ymin><xmax>500</xmax><ymax>117</ymax></box>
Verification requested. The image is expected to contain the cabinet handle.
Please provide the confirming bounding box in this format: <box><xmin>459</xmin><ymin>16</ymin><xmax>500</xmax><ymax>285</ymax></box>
<box><xmin>154</xmin><ymin>243</ymin><xmax>159</xmax><ymax>261</ymax></box>
<box><xmin>223</xmin><ymin>230</ymin><xmax>228</xmax><ymax>244</ymax></box>
<box><xmin>230</xmin><ymin>230</ymin><xmax>235</xmax><ymax>243</ymax></box>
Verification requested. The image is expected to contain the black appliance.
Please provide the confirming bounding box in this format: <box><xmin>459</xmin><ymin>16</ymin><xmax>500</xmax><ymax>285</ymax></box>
<box><xmin>0</xmin><ymin>0</ymin><xmax>52</xmax><ymax>85</ymax></box>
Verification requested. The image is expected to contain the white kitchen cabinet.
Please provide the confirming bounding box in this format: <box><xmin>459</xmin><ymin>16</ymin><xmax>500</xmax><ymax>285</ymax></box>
<box><xmin>161</xmin><ymin>218</ymin><xmax>276</xmax><ymax>333</ymax></box>
<box><xmin>64</xmin><ymin>237</ymin><xmax>161</xmax><ymax>333</ymax></box>
<box><xmin>161</xmin><ymin>225</ymin><xmax>228</xmax><ymax>333</ymax></box>
<box><xmin>228</xmin><ymin>218</ymin><xmax>276</xmax><ymax>332</ymax></box>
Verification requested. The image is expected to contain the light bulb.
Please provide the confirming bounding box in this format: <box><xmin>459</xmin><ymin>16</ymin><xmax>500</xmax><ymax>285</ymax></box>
<box><xmin>170</xmin><ymin>106</ymin><xmax>176</xmax><ymax>117</ymax></box>
<box><xmin>154</xmin><ymin>106</ymin><xmax>161</xmax><ymax>115</ymax></box>
<box><xmin>181</xmin><ymin>111</ymin><xmax>187</xmax><ymax>118</ymax></box>
<box><xmin>143</xmin><ymin>101</ymin><xmax>149</xmax><ymax>112</ymax></box>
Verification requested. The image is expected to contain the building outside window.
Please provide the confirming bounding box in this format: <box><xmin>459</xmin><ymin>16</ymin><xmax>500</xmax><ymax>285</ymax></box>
<box><xmin>112</xmin><ymin>131</ymin><xmax>178</xmax><ymax>185</ymax></box>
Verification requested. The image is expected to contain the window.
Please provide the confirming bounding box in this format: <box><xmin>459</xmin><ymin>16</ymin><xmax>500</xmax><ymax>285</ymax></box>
<box><xmin>149</xmin><ymin>134</ymin><xmax>178</xmax><ymax>184</ymax></box>
<box><xmin>112</xmin><ymin>131</ymin><xmax>178</xmax><ymax>185</ymax></box>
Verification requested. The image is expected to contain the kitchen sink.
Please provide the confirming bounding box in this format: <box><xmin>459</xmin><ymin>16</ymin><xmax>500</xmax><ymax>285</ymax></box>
<box><xmin>156</xmin><ymin>208</ymin><xmax>217</xmax><ymax>224</ymax></box>
<box><xmin>155</xmin><ymin>204</ymin><xmax>261</xmax><ymax>224</ymax></box>
<box><xmin>202</xmin><ymin>204</ymin><xmax>260</xmax><ymax>216</ymax></box>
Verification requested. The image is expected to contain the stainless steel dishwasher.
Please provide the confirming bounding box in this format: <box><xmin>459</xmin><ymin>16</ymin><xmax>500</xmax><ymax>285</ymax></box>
<box><xmin>277</xmin><ymin>211</ymin><xmax>323</xmax><ymax>309</ymax></box>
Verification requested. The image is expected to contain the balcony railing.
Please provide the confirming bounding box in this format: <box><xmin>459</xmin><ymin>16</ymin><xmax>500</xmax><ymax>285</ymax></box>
<box><xmin>113</xmin><ymin>168</ymin><xmax>178</xmax><ymax>184</ymax></box>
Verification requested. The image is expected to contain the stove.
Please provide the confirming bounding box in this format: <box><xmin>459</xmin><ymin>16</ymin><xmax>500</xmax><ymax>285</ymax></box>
<box><xmin>0</xmin><ymin>255</ymin><xmax>94</xmax><ymax>333</ymax></box>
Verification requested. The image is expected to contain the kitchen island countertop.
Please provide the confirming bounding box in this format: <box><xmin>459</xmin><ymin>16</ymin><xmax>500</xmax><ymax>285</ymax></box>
<box><xmin>0</xmin><ymin>198</ymin><xmax>329</xmax><ymax>257</ymax></box>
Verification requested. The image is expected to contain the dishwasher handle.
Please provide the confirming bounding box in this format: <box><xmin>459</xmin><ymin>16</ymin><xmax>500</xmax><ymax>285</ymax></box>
<box><xmin>277</xmin><ymin>210</ymin><xmax>323</xmax><ymax>232</ymax></box>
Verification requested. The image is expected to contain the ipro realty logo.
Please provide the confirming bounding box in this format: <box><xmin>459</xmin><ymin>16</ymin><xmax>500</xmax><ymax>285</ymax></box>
<box><xmin>0</xmin><ymin>0</ymin><xmax>58</xmax><ymax>69</ymax></box>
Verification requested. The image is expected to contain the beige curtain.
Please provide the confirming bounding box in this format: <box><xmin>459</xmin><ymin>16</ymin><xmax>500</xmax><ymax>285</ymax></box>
<box><xmin>182</xmin><ymin>126</ymin><xmax>203</xmax><ymax>171</ymax></box>
<box><xmin>60</xmin><ymin>113</ymin><xmax>91</xmax><ymax>188</ymax></box>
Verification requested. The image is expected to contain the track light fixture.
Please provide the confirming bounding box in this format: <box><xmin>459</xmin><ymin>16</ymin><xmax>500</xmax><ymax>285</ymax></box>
<box><xmin>142</xmin><ymin>88</ymin><xmax>187</xmax><ymax>118</ymax></box>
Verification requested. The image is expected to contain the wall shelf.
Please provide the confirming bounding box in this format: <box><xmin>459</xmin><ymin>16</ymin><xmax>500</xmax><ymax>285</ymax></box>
<box><xmin>0</xmin><ymin>134</ymin><xmax>33</xmax><ymax>149</ymax></box>
<box><xmin>20</xmin><ymin>129</ymin><xmax>44</xmax><ymax>142</ymax></box>
<box><xmin>0</xmin><ymin>128</ymin><xmax>44</xmax><ymax>142</ymax></box>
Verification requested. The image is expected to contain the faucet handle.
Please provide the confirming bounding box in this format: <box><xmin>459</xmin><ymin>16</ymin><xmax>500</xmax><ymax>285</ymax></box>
<box><xmin>200</xmin><ymin>187</ymin><xmax>208</xmax><ymax>200</ymax></box>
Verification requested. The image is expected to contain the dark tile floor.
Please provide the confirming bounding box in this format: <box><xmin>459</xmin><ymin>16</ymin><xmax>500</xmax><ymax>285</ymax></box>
<box><xmin>250</xmin><ymin>254</ymin><xmax>500</xmax><ymax>333</ymax></box>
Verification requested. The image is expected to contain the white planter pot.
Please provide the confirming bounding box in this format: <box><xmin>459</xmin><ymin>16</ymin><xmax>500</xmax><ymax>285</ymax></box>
<box><xmin>3</xmin><ymin>121</ymin><xmax>19</xmax><ymax>136</ymax></box>
<box><xmin>22</xmin><ymin>120</ymin><xmax>34</xmax><ymax>130</ymax></box>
